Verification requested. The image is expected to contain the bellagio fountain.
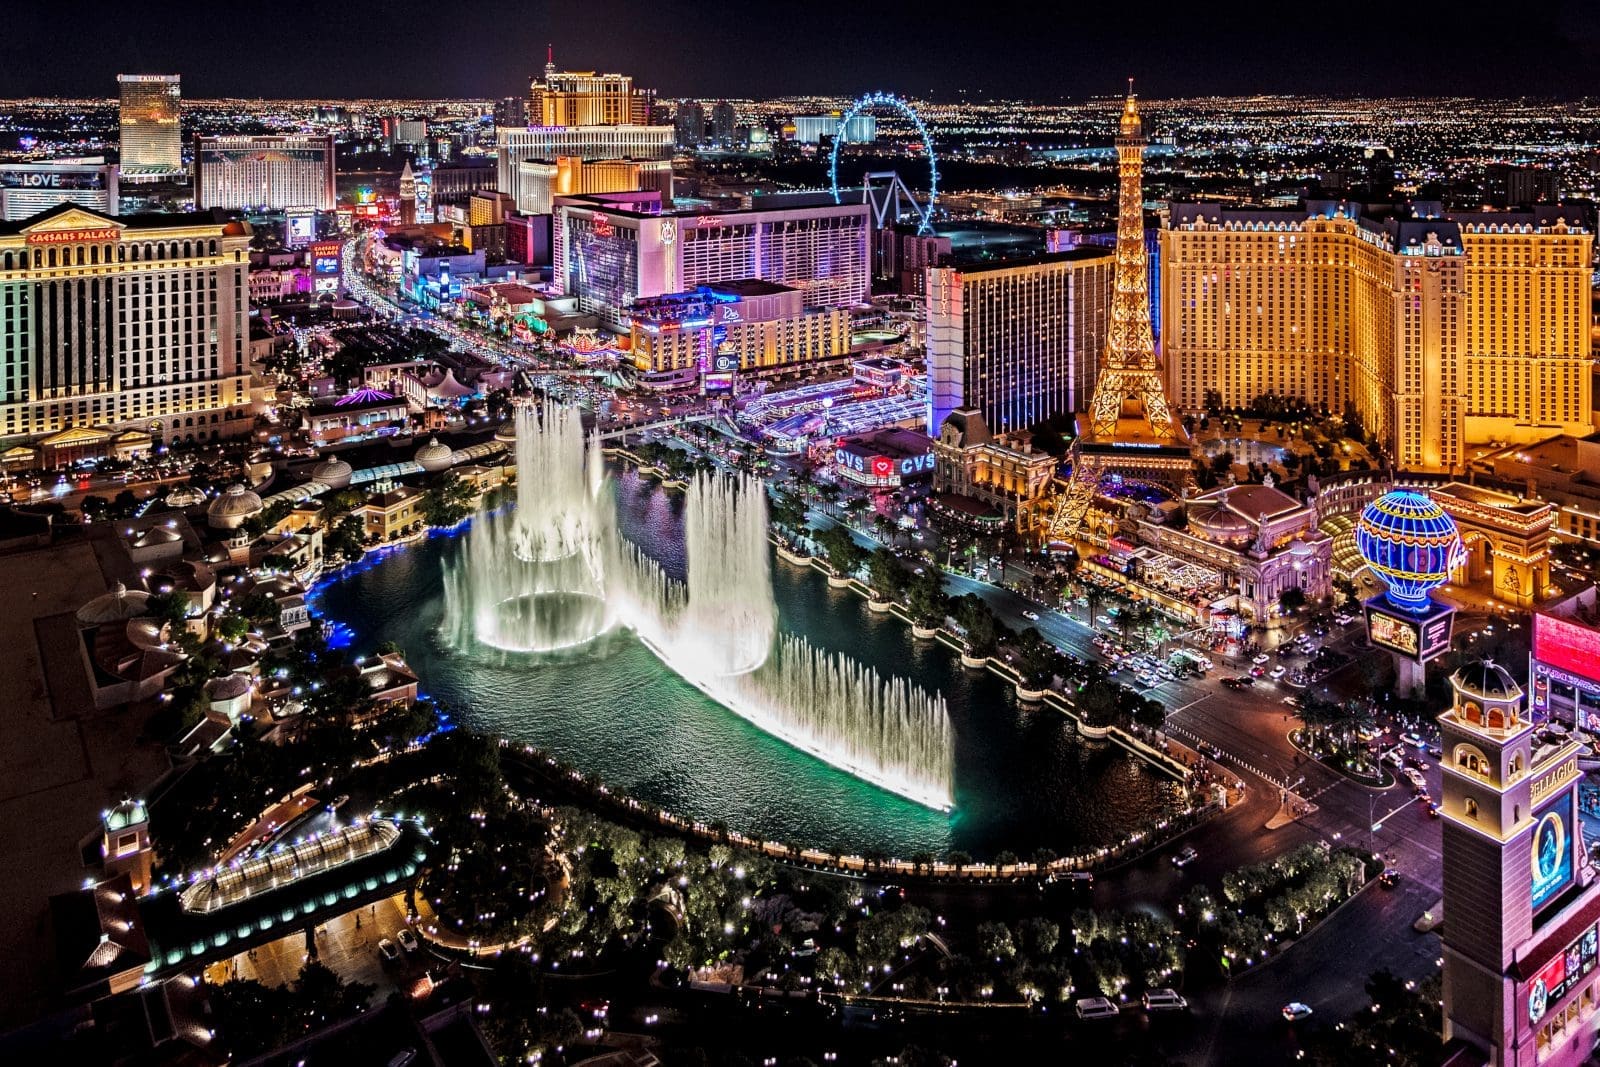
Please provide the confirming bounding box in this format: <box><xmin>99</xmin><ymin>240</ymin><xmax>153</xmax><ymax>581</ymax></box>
<box><xmin>440</xmin><ymin>403</ymin><xmax>954</xmax><ymax>810</ymax></box>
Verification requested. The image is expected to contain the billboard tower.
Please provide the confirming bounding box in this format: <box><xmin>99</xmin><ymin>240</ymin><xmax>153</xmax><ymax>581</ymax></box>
<box><xmin>1355</xmin><ymin>488</ymin><xmax>1464</xmax><ymax>696</ymax></box>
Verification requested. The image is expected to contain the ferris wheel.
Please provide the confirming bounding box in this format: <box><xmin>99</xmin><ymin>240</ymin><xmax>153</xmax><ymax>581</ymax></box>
<box><xmin>828</xmin><ymin>92</ymin><xmax>938</xmax><ymax>235</ymax></box>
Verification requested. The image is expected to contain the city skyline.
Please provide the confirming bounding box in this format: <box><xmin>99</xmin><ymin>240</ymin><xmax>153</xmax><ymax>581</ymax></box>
<box><xmin>2</xmin><ymin>0</ymin><xmax>1598</xmax><ymax>101</ymax></box>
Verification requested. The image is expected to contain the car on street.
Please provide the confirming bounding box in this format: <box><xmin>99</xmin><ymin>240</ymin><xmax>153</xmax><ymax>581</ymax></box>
<box><xmin>1404</xmin><ymin>768</ymin><xmax>1427</xmax><ymax>790</ymax></box>
<box><xmin>1222</xmin><ymin>677</ymin><xmax>1245</xmax><ymax>689</ymax></box>
<box><xmin>1172</xmin><ymin>845</ymin><xmax>1199</xmax><ymax>867</ymax></box>
<box><xmin>1381</xmin><ymin>868</ymin><xmax>1401</xmax><ymax>888</ymax></box>
<box><xmin>1252</xmin><ymin>653</ymin><xmax>1271</xmax><ymax>665</ymax></box>
<box><xmin>377</xmin><ymin>938</ymin><xmax>400</xmax><ymax>964</ymax></box>
<box><xmin>397</xmin><ymin>927</ymin><xmax>420</xmax><ymax>953</ymax></box>
<box><xmin>1022</xmin><ymin>610</ymin><xmax>1040</xmax><ymax>621</ymax></box>
<box><xmin>1402</xmin><ymin>732</ymin><xmax>1426</xmax><ymax>749</ymax></box>
<box><xmin>1249</xmin><ymin>666</ymin><xmax>1266</xmax><ymax>678</ymax></box>
<box><xmin>1282</xmin><ymin>1002</ymin><xmax>1314</xmax><ymax>1022</ymax></box>
<box><xmin>1075</xmin><ymin>997</ymin><xmax>1121</xmax><ymax>1020</ymax></box>
<box><xmin>1143</xmin><ymin>989</ymin><xmax>1189</xmax><ymax>1012</ymax></box>
<box><xmin>1268</xmin><ymin>666</ymin><xmax>1287</xmax><ymax>681</ymax></box>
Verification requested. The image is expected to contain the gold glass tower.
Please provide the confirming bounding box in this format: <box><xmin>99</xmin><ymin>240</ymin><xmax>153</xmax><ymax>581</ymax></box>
<box><xmin>117</xmin><ymin>74</ymin><xmax>182</xmax><ymax>177</ymax></box>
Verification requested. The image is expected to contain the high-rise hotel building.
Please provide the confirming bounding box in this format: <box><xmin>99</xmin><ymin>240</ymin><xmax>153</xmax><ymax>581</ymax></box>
<box><xmin>497</xmin><ymin>56</ymin><xmax>673</xmax><ymax>213</ymax></box>
<box><xmin>117</xmin><ymin>74</ymin><xmax>183</xmax><ymax>179</ymax></box>
<box><xmin>924</xmin><ymin>250</ymin><xmax>1114</xmax><ymax>435</ymax></box>
<box><xmin>552</xmin><ymin>192</ymin><xmax>871</xmax><ymax>330</ymax></box>
<box><xmin>194</xmin><ymin>134</ymin><xmax>336</xmax><ymax>212</ymax></box>
<box><xmin>528</xmin><ymin>55</ymin><xmax>654</xmax><ymax>127</ymax></box>
<box><xmin>495</xmin><ymin>126</ymin><xmax>674</xmax><ymax>209</ymax></box>
<box><xmin>0</xmin><ymin>205</ymin><xmax>252</xmax><ymax>448</ymax></box>
<box><xmin>1161</xmin><ymin>201</ymin><xmax>1592</xmax><ymax>474</ymax></box>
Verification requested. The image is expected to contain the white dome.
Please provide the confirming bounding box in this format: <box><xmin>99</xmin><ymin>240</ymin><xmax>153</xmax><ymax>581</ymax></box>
<box><xmin>414</xmin><ymin>436</ymin><xmax>455</xmax><ymax>473</ymax></box>
<box><xmin>76</xmin><ymin>581</ymin><xmax>153</xmax><ymax>625</ymax></box>
<box><xmin>163</xmin><ymin>485</ymin><xmax>207</xmax><ymax>508</ymax></box>
<box><xmin>311</xmin><ymin>456</ymin><xmax>354</xmax><ymax>489</ymax></box>
<box><xmin>206</xmin><ymin>483</ymin><xmax>263</xmax><ymax>530</ymax></box>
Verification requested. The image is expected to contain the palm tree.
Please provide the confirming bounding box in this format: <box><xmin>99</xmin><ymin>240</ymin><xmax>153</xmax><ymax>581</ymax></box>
<box><xmin>1085</xmin><ymin>585</ymin><xmax>1106</xmax><ymax>631</ymax></box>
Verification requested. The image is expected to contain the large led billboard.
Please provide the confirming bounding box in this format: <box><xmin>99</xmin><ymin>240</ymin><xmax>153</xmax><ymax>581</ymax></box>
<box><xmin>1365</xmin><ymin>599</ymin><xmax>1454</xmax><ymax>665</ymax></box>
<box><xmin>1531</xmin><ymin>794</ymin><xmax>1576</xmax><ymax>915</ymax></box>
<box><xmin>1535</xmin><ymin>614</ymin><xmax>1600</xmax><ymax>686</ymax></box>
<box><xmin>1528</xmin><ymin>921</ymin><xmax>1599</xmax><ymax>1025</ymax></box>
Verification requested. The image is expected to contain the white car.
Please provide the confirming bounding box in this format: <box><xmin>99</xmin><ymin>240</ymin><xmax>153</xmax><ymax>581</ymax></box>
<box><xmin>1075</xmin><ymin>997</ymin><xmax>1121</xmax><ymax>1020</ymax></box>
<box><xmin>1282</xmin><ymin>1002</ymin><xmax>1314</xmax><ymax>1022</ymax></box>
<box><xmin>1252</xmin><ymin>653</ymin><xmax>1270</xmax><ymax>666</ymax></box>
<box><xmin>1143</xmin><ymin>989</ymin><xmax>1189</xmax><ymax>1012</ymax></box>
<box><xmin>1022</xmin><ymin>610</ymin><xmax>1040</xmax><ymax>621</ymax></box>
<box><xmin>1268</xmin><ymin>666</ymin><xmax>1287</xmax><ymax>681</ymax></box>
<box><xmin>1404</xmin><ymin>768</ymin><xmax>1428</xmax><ymax>790</ymax></box>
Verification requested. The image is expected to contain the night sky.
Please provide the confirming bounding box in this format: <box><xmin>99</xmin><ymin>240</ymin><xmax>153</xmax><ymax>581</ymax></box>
<box><xmin>3</xmin><ymin>0</ymin><xmax>1596</xmax><ymax>100</ymax></box>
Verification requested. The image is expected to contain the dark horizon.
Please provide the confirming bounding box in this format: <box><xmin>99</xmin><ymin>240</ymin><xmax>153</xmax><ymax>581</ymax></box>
<box><xmin>1</xmin><ymin>0</ymin><xmax>1596</xmax><ymax>103</ymax></box>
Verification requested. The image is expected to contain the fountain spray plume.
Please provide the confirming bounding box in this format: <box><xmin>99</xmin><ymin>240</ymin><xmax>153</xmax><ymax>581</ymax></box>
<box><xmin>442</xmin><ymin>405</ymin><xmax>954</xmax><ymax>809</ymax></box>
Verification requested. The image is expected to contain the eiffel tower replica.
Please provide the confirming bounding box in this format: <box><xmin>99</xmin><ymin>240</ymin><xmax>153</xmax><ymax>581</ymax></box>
<box><xmin>1048</xmin><ymin>83</ymin><xmax>1192</xmax><ymax>543</ymax></box>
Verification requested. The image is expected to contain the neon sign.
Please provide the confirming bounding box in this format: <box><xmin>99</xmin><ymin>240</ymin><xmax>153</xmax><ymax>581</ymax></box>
<box><xmin>1535</xmin><ymin>614</ymin><xmax>1600</xmax><ymax>684</ymax></box>
<box><xmin>590</xmin><ymin>212</ymin><xmax>615</xmax><ymax>238</ymax></box>
<box><xmin>27</xmin><ymin>226</ymin><xmax>119</xmax><ymax>245</ymax></box>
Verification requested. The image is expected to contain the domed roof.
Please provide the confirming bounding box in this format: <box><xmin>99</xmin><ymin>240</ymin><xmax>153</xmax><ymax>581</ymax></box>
<box><xmin>163</xmin><ymin>485</ymin><xmax>207</xmax><ymax>508</ymax></box>
<box><xmin>1188</xmin><ymin>503</ymin><xmax>1252</xmax><ymax>542</ymax></box>
<box><xmin>494</xmin><ymin>420</ymin><xmax>517</xmax><ymax>444</ymax></box>
<box><xmin>311</xmin><ymin>456</ymin><xmax>354</xmax><ymax>489</ymax></box>
<box><xmin>76</xmin><ymin>581</ymin><xmax>153</xmax><ymax>625</ymax></box>
<box><xmin>207</xmin><ymin>483</ymin><xmax>264</xmax><ymax>529</ymax></box>
<box><xmin>415</xmin><ymin>436</ymin><xmax>455</xmax><ymax>472</ymax></box>
<box><xmin>1452</xmin><ymin>659</ymin><xmax>1522</xmax><ymax>702</ymax></box>
<box><xmin>1287</xmin><ymin>537</ymin><xmax>1317</xmax><ymax>558</ymax></box>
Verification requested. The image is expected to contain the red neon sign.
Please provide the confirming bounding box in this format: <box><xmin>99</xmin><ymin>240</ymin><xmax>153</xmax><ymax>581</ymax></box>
<box><xmin>1536</xmin><ymin>614</ymin><xmax>1600</xmax><ymax>683</ymax></box>
<box><xmin>870</xmin><ymin>456</ymin><xmax>894</xmax><ymax>478</ymax></box>
<box><xmin>27</xmin><ymin>227</ymin><xmax>119</xmax><ymax>245</ymax></box>
<box><xmin>590</xmin><ymin>212</ymin><xmax>615</xmax><ymax>238</ymax></box>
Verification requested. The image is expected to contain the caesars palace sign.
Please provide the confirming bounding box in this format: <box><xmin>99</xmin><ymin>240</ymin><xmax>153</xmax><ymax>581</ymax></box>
<box><xmin>25</xmin><ymin>227</ymin><xmax>121</xmax><ymax>246</ymax></box>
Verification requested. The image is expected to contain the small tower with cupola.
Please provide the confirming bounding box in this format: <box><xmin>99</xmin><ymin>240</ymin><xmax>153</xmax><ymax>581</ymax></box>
<box><xmin>1439</xmin><ymin>659</ymin><xmax>1600</xmax><ymax>1064</ymax></box>
<box><xmin>99</xmin><ymin>798</ymin><xmax>154</xmax><ymax>897</ymax></box>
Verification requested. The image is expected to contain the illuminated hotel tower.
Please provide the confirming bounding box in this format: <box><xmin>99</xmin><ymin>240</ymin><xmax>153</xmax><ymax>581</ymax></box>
<box><xmin>1161</xmin><ymin>203</ymin><xmax>1591</xmax><ymax>474</ymax></box>
<box><xmin>117</xmin><ymin>74</ymin><xmax>183</xmax><ymax>178</ymax></box>
<box><xmin>1049</xmin><ymin>84</ymin><xmax>1189</xmax><ymax>540</ymax></box>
